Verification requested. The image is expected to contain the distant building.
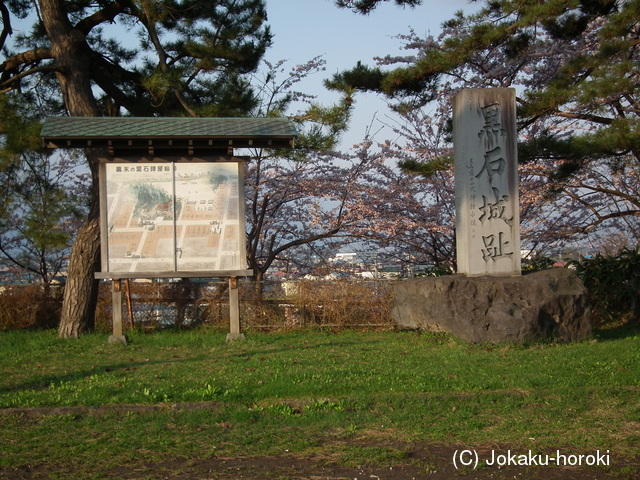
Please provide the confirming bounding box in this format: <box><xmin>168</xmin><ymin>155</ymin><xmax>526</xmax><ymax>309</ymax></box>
<box><xmin>332</xmin><ymin>252</ymin><xmax>359</xmax><ymax>263</ymax></box>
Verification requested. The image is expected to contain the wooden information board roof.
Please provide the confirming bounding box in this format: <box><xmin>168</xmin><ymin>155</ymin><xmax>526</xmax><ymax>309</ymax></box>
<box><xmin>41</xmin><ymin>117</ymin><xmax>297</xmax><ymax>155</ymax></box>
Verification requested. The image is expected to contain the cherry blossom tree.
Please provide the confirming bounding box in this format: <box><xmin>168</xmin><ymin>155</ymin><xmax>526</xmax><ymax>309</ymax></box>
<box><xmin>245</xmin><ymin>58</ymin><xmax>362</xmax><ymax>281</ymax></box>
<box><xmin>369</xmin><ymin>108</ymin><xmax>456</xmax><ymax>268</ymax></box>
<box><xmin>328</xmin><ymin>0</ymin><xmax>640</xmax><ymax>256</ymax></box>
<box><xmin>246</xmin><ymin>145</ymin><xmax>375</xmax><ymax>281</ymax></box>
<box><xmin>244</xmin><ymin>58</ymin><xmax>452</xmax><ymax>281</ymax></box>
<box><xmin>246</xmin><ymin>137</ymin><xmax>457</xmax><ymax>280</ymax></box>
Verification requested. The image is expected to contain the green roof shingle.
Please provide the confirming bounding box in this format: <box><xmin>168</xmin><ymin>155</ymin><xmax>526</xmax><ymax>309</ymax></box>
<box><xmin>41</xmin><ymin>117</ymin><xmax>297</xmax><ymax>138</ymax></box>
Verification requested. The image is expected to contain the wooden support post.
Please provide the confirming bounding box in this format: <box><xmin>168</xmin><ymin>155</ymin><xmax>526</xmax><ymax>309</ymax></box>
<box><xmin>108</xmin><ymin>279</ymin><xmax>128</xmax><ymax>345</ymax></box>
<box><xmin>125</xmin><ymin>278</ymin><xmax>134</xmax><ymax>329</ymax></box>
<box><xmin>226</xmin><ymin>276</ymin><xmax>245</xmax><ymax>342</ymax></box>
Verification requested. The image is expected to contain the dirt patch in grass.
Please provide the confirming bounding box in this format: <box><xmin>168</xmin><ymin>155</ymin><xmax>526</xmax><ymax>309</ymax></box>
<box><xmin>1</xmin><ymin>404</ymin><xmax>638</xmax><ymax>479</ymax></box>
<box><xmin>2</xmin><ymin>441</ymin><xmax>637</xmax><ymax>480</ymax></box>
<box><xmin>0</xmin><ymin>401</ymin><xmax>223</xmax><ymax>418</ymax></box>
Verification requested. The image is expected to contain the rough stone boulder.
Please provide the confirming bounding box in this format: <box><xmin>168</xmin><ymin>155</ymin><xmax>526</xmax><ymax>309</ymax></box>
<box><xmin>392</xmin><ymin>268</ymin><xmax>592</xmax><ymax>343</ymax></box>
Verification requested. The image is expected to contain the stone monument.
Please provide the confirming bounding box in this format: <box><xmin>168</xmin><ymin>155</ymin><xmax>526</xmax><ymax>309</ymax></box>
<box><xmin>392</xmin><ymin>88</ymin><xmax>592</xmax><ymax>343</ymax></box>
<box><xmin>454</xmin><ymin>88</ymin><xmax>520</xmax><ymax>276</ymax></box>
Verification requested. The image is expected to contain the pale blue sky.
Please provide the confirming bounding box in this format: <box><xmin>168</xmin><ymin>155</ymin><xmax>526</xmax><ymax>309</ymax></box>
<box><xmin>263</xmin><ymin>0</ymin><xmax>475</xmax><ymax>147</ymax></box>
<box><xmin>8</xmin><ymin>0</ymin><xmax>474</xmax><ymax>147</ymax></box>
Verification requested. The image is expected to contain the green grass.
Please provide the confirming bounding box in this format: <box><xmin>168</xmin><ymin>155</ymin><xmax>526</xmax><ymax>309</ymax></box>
<box><xmin>1</xmin><ymin>327</ymin><xmax>639</xmax><ymax>478</ymax></box>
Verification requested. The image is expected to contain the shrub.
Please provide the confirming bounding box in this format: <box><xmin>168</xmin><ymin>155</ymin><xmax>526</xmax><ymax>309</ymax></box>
<box><xmin>94</xmin><ymin>280</ymin><xmax>214</xmax><ymax>332</ymax></box>
<box><xmin>571</xmin><ymin>248</ymin><xmax>640</xmax><ymax>326</ymax></box>
<box><xmin>285</xmin><ymin>279</ymin><xmax>395</xmax><ymax>329</ymax></box>
<box><xmin>0</xmin><ymin>278</ymin><xmax>396</xmax><ymax>333</ymax></box>
<box><xmin>522</xmin><ymin>255</ymin><xmax>555</xmax><ymax>272</ymax></box>
<box><xmin>0</xmin><ymin>284</ymin><xmax>62</xmax><ymax>330</ymax></box>
<box><xmin>193</xmin><ymin>279</ymin><xmax>395</xmax><ymax>331</ymax></box>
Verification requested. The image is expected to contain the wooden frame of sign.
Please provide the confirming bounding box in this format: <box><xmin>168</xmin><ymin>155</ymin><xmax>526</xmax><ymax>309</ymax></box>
<box><xmin>41</xmin><ymin>117</ymin><xmax>298</xmax><ymax>344</ymax></box>
<box><xmin>94</xmin><ymin>154</ymin><xmax>252</xmax><ymax>344</ymax></box>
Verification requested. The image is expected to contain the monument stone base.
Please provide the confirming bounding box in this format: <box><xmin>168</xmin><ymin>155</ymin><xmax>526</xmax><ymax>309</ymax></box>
<box><xmin>392</xmin><ymin>268</ymin><xmax>592</xmax><ymax>343</ymax></box>
<box><xmin>108</xmin><ymin>334</ymin><xmax>128</xmax><ymax>346</ymax></box>
<box><xmin>226</xmin><ymin>332</ymin><xmax>246</xmax><ymax>343</ymax></box>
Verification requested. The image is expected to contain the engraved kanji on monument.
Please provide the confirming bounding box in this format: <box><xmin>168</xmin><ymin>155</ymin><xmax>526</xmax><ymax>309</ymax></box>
<box><xmin>454</xmin><ymin>88</ymin><xmax>521</xmax><ymax>276</ymax></box>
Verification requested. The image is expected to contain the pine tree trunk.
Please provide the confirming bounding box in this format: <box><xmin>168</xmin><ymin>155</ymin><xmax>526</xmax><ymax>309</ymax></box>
<box><xmin>58</xmin><ymin>150</ymin><xmax>102</xmax><ymax>337</ymax></box>
<box><xmin>58</xmin><ymin>215</ymin><xmax>101</xmax><ymax>337</ymax></box>
<box><xmin>57</xmin><ymin>157</ymin><xmax>102</xmax><ymax>335</ymax></box>
<box><xmin>38</xmin><ymin>0</ymin><xmax>103</xmax><ymax>337</ymax></box>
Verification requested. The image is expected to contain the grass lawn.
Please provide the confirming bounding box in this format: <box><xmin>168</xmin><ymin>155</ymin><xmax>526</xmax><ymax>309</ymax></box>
<box><xmin>1</xmin><ymin>327</ymin><xmax>639</xmax><ymax>479</ymax></box>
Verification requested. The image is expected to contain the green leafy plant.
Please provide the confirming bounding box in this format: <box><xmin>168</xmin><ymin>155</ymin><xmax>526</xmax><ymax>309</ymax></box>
<box><xmin>571</xmin><ymin>248</ymin><xmax>640</xmax><ymax>325</ymax></box>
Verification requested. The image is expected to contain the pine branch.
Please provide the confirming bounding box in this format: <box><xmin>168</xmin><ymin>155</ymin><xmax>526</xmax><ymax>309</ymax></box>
<box><xmin>0</xmin><ymin>48</ymin><xmax>53</xmax><ymax>74</ymax></box>
<box><xmin>73</xmin><ymin>0</ymin><xmax>133</xmax><ymax>36</ymax></box>
<box><xmin>0</xmin><ymin>64</ymin><xmax>59</xmax><ymax>92</ymax></box>
<box><xmin>0</xmin><ymin>0</ymin><xmax>12</xmax><ymax>51</ymax></box>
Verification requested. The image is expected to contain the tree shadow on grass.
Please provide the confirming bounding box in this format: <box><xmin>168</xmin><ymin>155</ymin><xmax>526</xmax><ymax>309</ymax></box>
<box><xmin>592</xmin><ymin>322</ymin><xmax>640</xmax><ymax>341</ymax></box>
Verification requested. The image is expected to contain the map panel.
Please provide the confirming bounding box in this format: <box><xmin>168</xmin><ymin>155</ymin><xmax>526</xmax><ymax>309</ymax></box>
<box><xmin>105</xmin><ymin>162</ymin><xmax>245</xmax><ymax>273</ymax></box>
<box><xmin>174</xmin><ymin>163</ymin><xmax>242</xmax><ymax>271</ymax></box>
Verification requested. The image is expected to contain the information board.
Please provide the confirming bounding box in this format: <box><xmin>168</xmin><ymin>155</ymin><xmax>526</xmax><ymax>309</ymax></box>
<box><xmin>102</xmin><ymin>159</ymin><xmax>247</xmax><ymax>275</ymax></box>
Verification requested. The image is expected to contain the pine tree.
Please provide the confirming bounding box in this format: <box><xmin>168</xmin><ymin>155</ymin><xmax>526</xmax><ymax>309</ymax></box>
<box><xmin>334</xmin><ymin>0</ymin><xmax>422</xmax><ymax>14</ymax></box>
<box><xmin>1</xmin><ymin>0</ymin><xmax>272</xmax><ymax>337</ymax></box>
<box><xmin>329</xmin><ymin>0</ymin><xmax>640</xmax><ymax>243</ymax></box>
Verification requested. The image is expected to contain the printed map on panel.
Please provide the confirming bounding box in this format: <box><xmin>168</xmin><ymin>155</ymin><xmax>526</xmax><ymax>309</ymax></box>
<box><xmin>105</xmin><ymin>162</ymin><xmax>243</xmax><ymax>273</ymax></box>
